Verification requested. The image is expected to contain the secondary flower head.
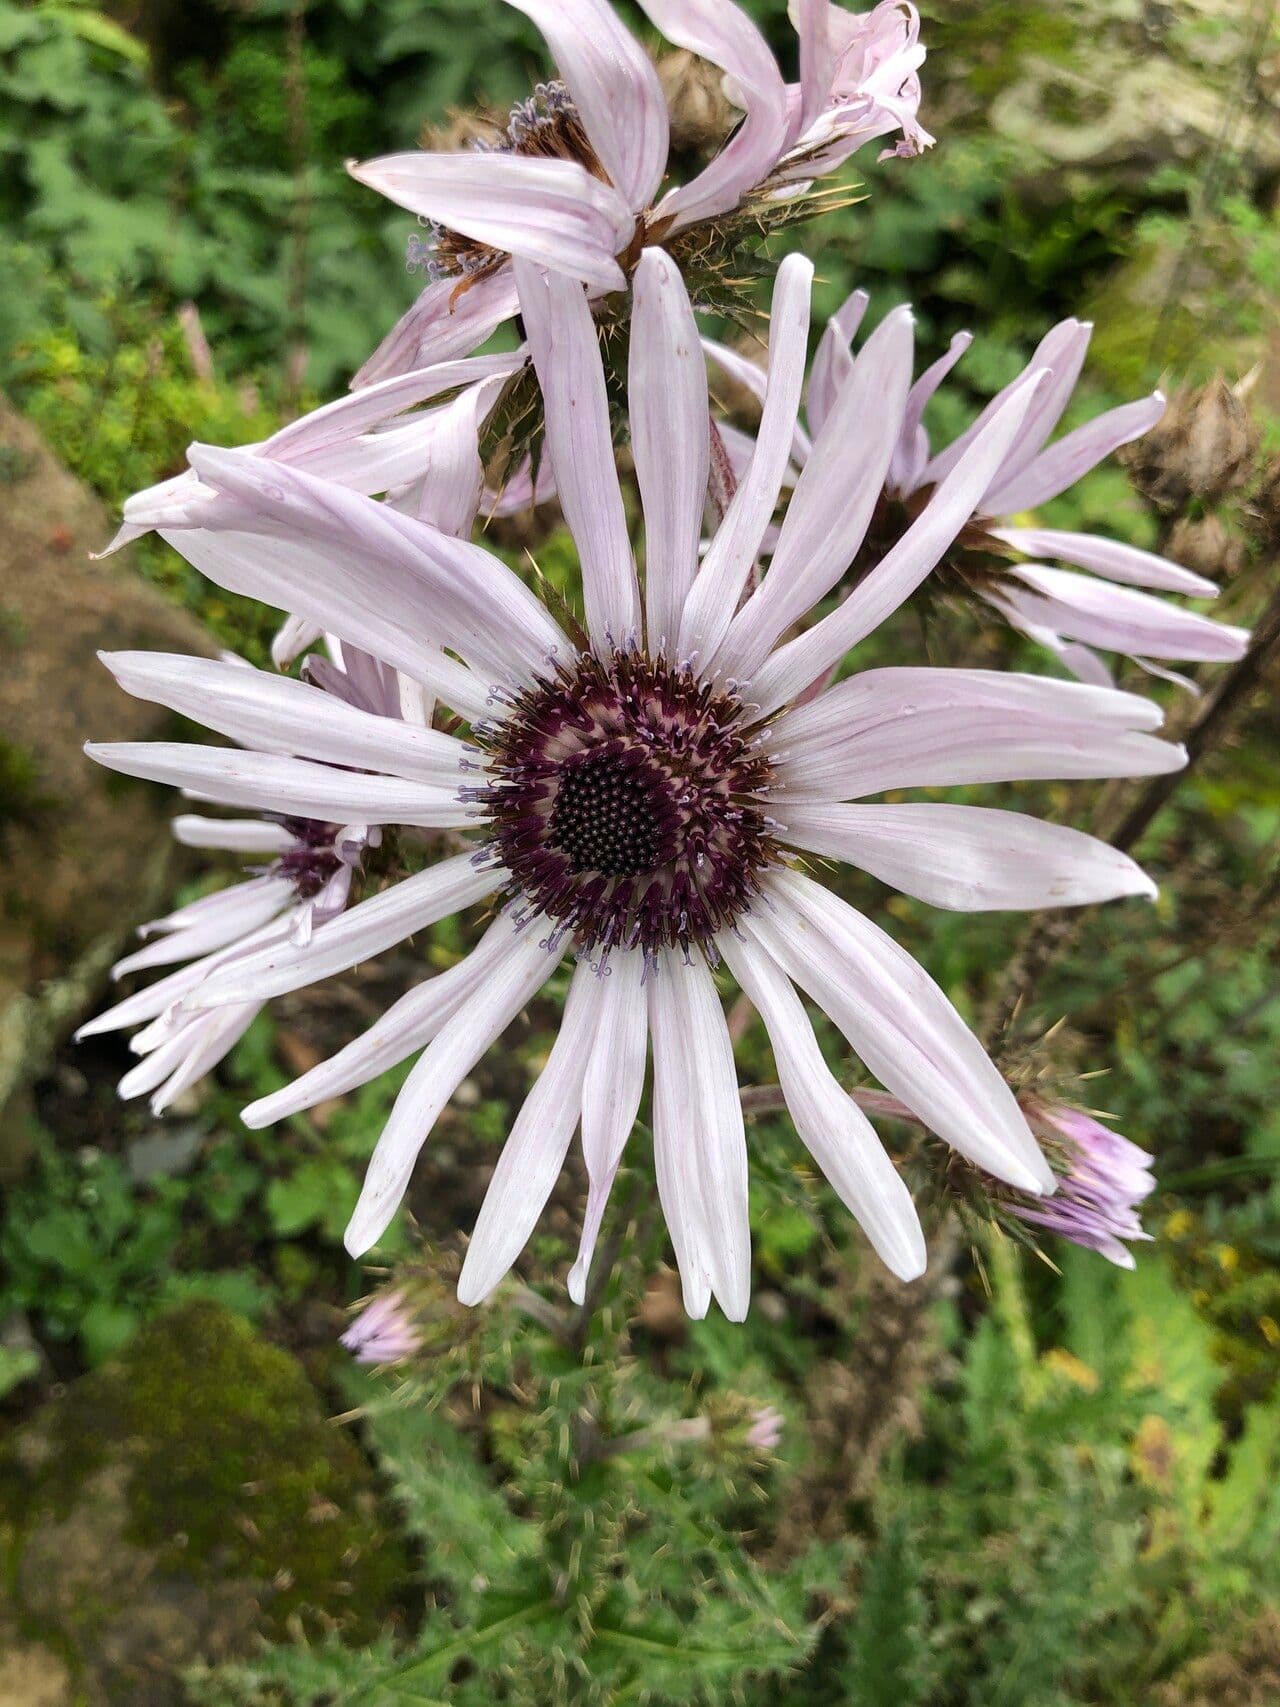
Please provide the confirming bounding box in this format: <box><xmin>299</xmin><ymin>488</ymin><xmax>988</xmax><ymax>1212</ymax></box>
<box><xmin>89</xmin><ymin>252</ymin><xmax>1182</xmax><ymax>1320</ymax></box>
<box><xmin>710</xmin><ymin>299</ymin><xmax>1250</xmax><ymax>689</ymax></box>
<box><xmin>348</xmin><ymin>0</ymin><xmax>932</xmax><ymax>383</ymax></box>
<box><xmin>1007</xmin><ymin>1102</ymin><xmax>1156</xmax><ymax>1268</ymax></box>
<box><xmin>341</xmin><ymin>1288</ymin><xmax>424</xmax><ymax>1365</ymax></box>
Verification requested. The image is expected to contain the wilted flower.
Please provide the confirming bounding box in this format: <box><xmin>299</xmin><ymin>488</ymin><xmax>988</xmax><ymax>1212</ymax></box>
<box><xmin>341</xmin><ymin>1288</ymin><xmax>424</xmax><ymax>1365</ymax></box>
<box><xmin>89</xmin><ymin>253</ymin><xmax>1181</xmax><ymax>1319</ymax></box>
<box><xmin>1007</xmin><ymin>1102</ymin><xmax>1156</xmax><ymax>1269</ymax></box>
<box><xmin>348</xmin><ymin>0</ymin><xmax>932</xmax><ymax>383</ymax></box>
<box><xmin>710</xmin><ymin>300</ymin><xmax>1250</xmax><ymax>689</ymax></box>
<box><xmin>1121</xmin><ymin>375</ymin><xmax>1259</xmax><ymax>512</ymax></box>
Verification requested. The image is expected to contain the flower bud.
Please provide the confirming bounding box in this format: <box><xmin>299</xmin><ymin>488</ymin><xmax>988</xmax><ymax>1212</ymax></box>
<box><xmin>1122</xmin><ymin>377</ymin><xmax>1258</xmax><ymax>511</ymax></box>
<box><xmin>1163</xmin><ymin>514</ymin><xmax>1247</xmax><ymax>582</ymax></box>
<box><xmin>658</xmin><ymin>49</ymin><xmax>737</xmax><ymax>156</ymax></box>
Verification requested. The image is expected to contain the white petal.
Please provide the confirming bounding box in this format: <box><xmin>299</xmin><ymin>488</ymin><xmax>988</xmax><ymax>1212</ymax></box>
<box><xmin>241</xmin><ymin>915</ymin><xmax>523</xmax><ymax>1127</ymax></box>
<box><xmin>639</xmin><ymin>0</ymin><xmax>789</xmax><ymax>231</ymax></box>
<box><xmin>982</xmin><ymin>392</ymin><xmax>1165</xmax><ymax>515</ymax></box>
<box><xmin>989</xmin><ymin>526</ymin><xmax>1219</xmax><ymax>598</ymax></box>
<box><xmin>150</xmin><ymin>1001</ymin><xmax>261</xmax><ymax>1114</ymax></box>
<box><xmin>663</xmin><ymin>948</ymin><xmax>750</xmax><ymax>1320</ymax></box>
<box><xmin>630</xmin><ymin>250</ymin><xmax>709</xmax><ymax>651</ymax></box>
<box><xmin>101</xmin><ymin>652</ymin><xmax>468</xmax><ymax>786</ymax></box>
<box><xmin>505</xmin><ymin>0</ymin><xmax>669</xmax><ymax>210</ymax></box>
<box><xmin>352</xmin><ymin>270</ymin><xmax>521</xmax><ymax>391</ymax></box>
<box><xmin>568</xmin><ymin>948</ymin><xmax>648</xmax><ymax>1304</ymax></box>
<box><xmin>648</xmin><ymin>965</ymin><xmax>712</xmax><ymax>1318</ymax></box>
<box><xmin>751</xmin><ymin>363</ymin><xmax>1047</xmax><ymax>714</ymax></box>
<box><xmin>111</xmin><ymin>878</ymin><xmax>294</xmax><ymax>976</ymax></box>
<box><xmin>998</xmin><ymin>565</ymin><xmax>1249</xmax><ymax>663</ymax></box>
<box><xmin>185</xmin><ymin>853</ymin><xmax>502</xmax><ymax>1011</ymax></box>
<box><xmin>771</xmin><ymin>667</ymin><xmax>1184</xmax><ymax>798</ymax></box>
<box><xmin>85</xmin><ymin>742</ymin><xmax>470</xmax><ymax>829</ymax></box>
<box><xmin>344</xmin><ymin>924</ymin><xmax>566</xmax><ymax>1255</ymax></box>
<box><xmin>781</xmin><ymin>801</ymin><xmax>1157</xmax><ymax>910</ymax></box>
<box><xmin>458</xmin><ymin>958</ymin><xmax>599</xmax><ymax>1304</ymax></box>
<box><xmin>716</xmin><ymin>304</ymin><xmax>914</xmax><ymax>683</ymax></box>
<box><xmin>171</xmin><ymin>815</ymin><xmax>295</xmax><ymax>855</ymax></box>
<box><xmin>348</xmin><ymin>151</ymin><xmax>629</xmax><ymax>291</ymax></box>
<box><xmin>748</xmin><ymin>870</ymin><xmax>1054</xmax><ymax>1192</ymax></box>
<box><xmin>719</xmin><ymin>930</ymin><xmax>925</xmax><ymax>1280</ymax></box>
<box><xmin>515</xmin><ymin>258</ymin><xmax>641</xmax><ymax>650</ymax></box>
<box><xmin>681</xmin><ymin>254</ymin><xmax>814</xmax><ymax>666</ymax></box>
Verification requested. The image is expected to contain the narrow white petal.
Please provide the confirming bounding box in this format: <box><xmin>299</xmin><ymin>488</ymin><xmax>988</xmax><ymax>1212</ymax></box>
<box><xmin>150</xmin><ymin>1001</ymin><xmax>261</xmax><ymax>1114</ymax></box>
<box><xmin>748</xmin><ymin>870</ymin><xmax>1054</xmax><ymax>1192</ymax></box>
<box><xmin>348</xmin><ymin>151</ymin><xmax>629</xmax><ymax>291</ymax></box>
<box><xmin>681</xmin><ymin>254</ymin><xmax>814</xmax><ymax>666</ymax></box>
<box><xmin>630</xmin><ymin>249</ymin><xmax>709</xmax><ymax>651</ymax></box>
<box><xmin>664</xmin><ymin>949</ymin><xmax>751</xmax><ymax>1320</ymax></box>
<box><xmin>101</xmin><ymin>652</ymin><xmax>469</xmax><ymax>786</ymax></box>
<box><xmin>112</xmin><ymin>880</ymin><xmax>293</xmax><ymax>976</ymax></box>
<box><xmin>458</xmin><ymin>958</ymin><xmax>599</xmax><ymax>1304</ymax></box>
<box><xmin>716</xmin><ymin>305</ymin><xmax>915</xmax><ymax>682</ymax></box>
<box><xmin>649</xmin><ymin>967</ymin><xmax>712</xmax><ymax>1319</ymax></box>
<box><xmin>989</xmin><ymin>527</ymin><xmax>1220</xmax><ymax>599</ymax></box>
<box><xmin>982</xmin><ymin>393</ymin><xmax>1166</xmax><ymax>515</ymax></box>
<box><xmin>998</xmin><ymin>566</ymin><xmax>1249</xmax><ymax>663</ymax></box>
<box><xmin>344</xmin><ymin>926</ymin><xmax>566</xmax><ymax>1255</ymax></box>
<box><xmin>171</xmin><ymin>815</ymin><xmax>295</xmax><ymax>855</ymax></box>
<box><xmin>515</xmin><ymin>258</ymin><xmax>641</xmax><ymax>650</ymax></box>
<box><xmin>505</xmin><ymin>0</ymin><xmax>669</xmax><ymax>210</ymax></box>
<box><xmin>782</xmin><ymin>802</ymin><xmax>1157</xmax><ymax>910</ymax></box>
<box><xmin>720</xmin><ymin>931</ymin><xmax>925</xmax><ymax>1280</ymax></box>
<box><xmin>569</xmin><ymin>949</ymin><xmax>648</xmax><ymax>1303</ymax></box>
<box><xmin>85</xmin><ymin>742</ymin><xmax>471</xmax><ymax>829</ymax></box>
<box><xmin>186</xmin><ymin>853</ymin><xmax>502</xmax><ymax>1011</ymax></box>
<box><xmin>241</xmin><ymin>915</ymin><xmax>522</xmax><ymax>1126</ymax></box>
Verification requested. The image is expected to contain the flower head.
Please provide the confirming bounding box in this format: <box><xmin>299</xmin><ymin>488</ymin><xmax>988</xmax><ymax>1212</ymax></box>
<box><xmin>89</xmin><ymin>253</ymin><xmax>1180</xmax><ymax>1319</ymax></box>
<box><xmin>342</xmin><ymin>1288</ymin><xmax>424</xmax><ymax>1365</ymax></box>
<box><xmin>711</xmin><ymin>300</ymin><xmax>1250</xmax><ymax>689</ymax></box>
<box><xmin>1007</xmin><ymin>1102</ymin><xmax>1156</xmax><ymax>1269</ymax></box>
<box><xmin>349</xmin><ymin>0</ymin><xmax>931</xmax><ymax>384</ymax></box>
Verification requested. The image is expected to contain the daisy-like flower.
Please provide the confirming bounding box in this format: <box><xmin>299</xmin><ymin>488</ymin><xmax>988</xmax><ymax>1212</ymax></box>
<box><xmin>76</xmin><ymin>643</ymin><xmax>425</xmax><ymax>1112</ymax></box>
<box><xmin>341</xmin><ymin>1288</ymin><xmax>424</xmax><ymax>1365</ymax></box>
<box><xmin>1006</xmin><ymin>1102</ymin><xmax>1156</xmax><ymax>1269</ymax></box>
<box><xmin>707</xmin><ymin>298</ymin><xmax>1250</xmax><ymax>689</ymax></box>
<box><xmin>349</xmin><ymin>0</ymin><xmax>931</xmax><ymax>384</ymax></box>
<box><xmin>88</xmin><ymin>252</ymin><xmax>1181</xmax><ymax>1319</ymax></box>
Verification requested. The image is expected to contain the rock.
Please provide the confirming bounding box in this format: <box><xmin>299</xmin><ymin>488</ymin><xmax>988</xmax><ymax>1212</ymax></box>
<box><xmin>0</xmin><ymin>1302</ymin><xmax>410</xmax><ymax>1705</ymax></box>
<box><xmin>0</xmin><ymin>400</ymin><xmax>214</xmax><ymax>1166</ymax></box>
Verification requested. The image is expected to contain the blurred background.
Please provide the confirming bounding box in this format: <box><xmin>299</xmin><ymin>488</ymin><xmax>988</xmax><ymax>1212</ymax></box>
<box><xmin>1</xmin><ymin>2</ymin><xmax>1279</xmax><ymax>1702</ymax></box>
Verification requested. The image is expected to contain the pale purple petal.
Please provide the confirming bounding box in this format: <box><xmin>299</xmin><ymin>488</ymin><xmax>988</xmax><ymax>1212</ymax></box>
<box><xmin>648</xmin><ymin>962</ymin><xmax>712</xmax><ymax>1318</ymax></box>
<box><xmin>171</xmin><ymin>815</ymin><xmax>294</xmax><ymax>855</ymax></box>
<box><xmin>271</xmin><ymin>615</ymin><xmax>324</xmax><ymax>672</ymax></box>
<box><xmin>998</xmin><ymin>566</ymin><xmax>1249</xmax><ymax>662</ymax></box>
<box><xmin>703</xmin><ymin>335</ymin><xmax>813</xmax><ymax>463</ymax></box>
<box><xmin>716</xmin><ymin>304</ymin><xmax>914</xmax><ymax>683</ymax></box>
<box><xmin>175</xmin><ymin>447</ymin><xmax>567</xmax><ymax>688</ymax></box>
<box><xmin>351</xmin><ymin>270</ymin><xmax>521</xmax><ymax>391</ymax></box>
<box><xmin>720</xmin><ymin>931</ymin><xmax>925</xmax><ymax>1279</ymax></box>
<box><xmin>457</xmin><ymin>957</ymin><xmax>600</xmax><ymax>1304</ymax></box>
<box><xmin>771</xmin><ymin>668</ymin><xmax>1184</xmax><ymax>799</ymax></box>
<box><xmin>989</xmin><ymin>527</ymin><xmax>1219</xmax><ymax>598</ymax></box>
<box><xmin>184</xmin><ymin>853</ymin><xmax>502</xmax><ymax>1012</ymax></box>
<box><xmin>101</xmin><ymin>652</ymin><xmax>468</xmax><ymax>787</ymax></box>
<box><xmin>982</xmin><ymin>393</ymin><xmax>1166</xmax><ymax>516</ymax></box>
<box><xmin>804</xmin><ymin>288</ymin><xmax>867</xmax><ymax>436</ymax></box>
<box><xmin>85</xmin><ymin>742</ymin><xmax>470</xmax><ymax>829</ymax></box>
<box><xmin>790</xmin><ymin>0</ymin><xmax>837</xmax><ymax>141</ymax></box>
<box><xmin>505</xmin><ymin>0</ymin><xmax>669</xmax><ymax>211</ymax></box>
<box><xmin>780</xmin><ymin>802</ymin><xmax>1157</xmax><ymax>910</ymax></box>
<box><xmin>242</xmin><ymin>915</ymin><xmax>523</xmax><ymax>1127</ymax></box>
<box><xmin>630</xmin><ymin>249</ymin><xmax>709</xmax><ymax>650</ymax></box>
<box><xmin>515</xmin><ymin>258</ymin><xmax>641</xmax><ymax>649</ymax></box>
<box><xmin>345</xmin><ymin>925</ymin><xmax>566</xmax><ymax>1255</ymax></box>
<box><xmin>638</xmin><ymin>0</ymin><xmax>789</xmax><ymax>231</ymax></box>
<box><xmin>749</xmin><ymin>869</ymin><xmax>1054</xmax><ymax>1192</ymax></box>
<box><xmin>888</xmin><ymin>329</ymin><xmax>972</xmax><ymax>491</ymax></box>
<box><xmin>752</xmin><ymin>365</ymin><xmax>1046</xmax><ymax>714</ymax></box>
<box><xmin>664</xmin><ymin>948</ymin><xmax>750</xmax><ymax>1320</ymax></box>
<box><xmin>568</xmin><ymin>948</ymin><xmax>648</xmax><ymax>1304</ymax></box>
<box><xmin>681</xmin><ymin>254</ymin><xmax>814</xmax><ymax>665</ymax></box>
<box><xmin>922</xmin><ymin>319</ymin><xmax>1090</xmax><ymax>490</ymax></box>
<box><xmin>348</xmin><ymin>152</ymin><xmax>629</xmax><ymax>291</ymax></box>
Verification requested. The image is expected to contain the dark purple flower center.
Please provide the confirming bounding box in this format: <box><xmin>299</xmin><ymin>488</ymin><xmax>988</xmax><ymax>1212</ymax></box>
<box><xmin>273</xmin><ymin>817</ymin><xmax>343</xmax><ymax>899</ymax></box>
<box><xmin>476</xmin><ymin>652</ymin><xmax>780</xmax><ymax>960</ymax></box>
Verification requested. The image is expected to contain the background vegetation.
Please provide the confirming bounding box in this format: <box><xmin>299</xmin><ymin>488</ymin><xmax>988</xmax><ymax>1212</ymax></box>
<box><xmin>1</xmin><ymin>0</ymin><xmax>1278</xmax><ymax>1701</ymax></box>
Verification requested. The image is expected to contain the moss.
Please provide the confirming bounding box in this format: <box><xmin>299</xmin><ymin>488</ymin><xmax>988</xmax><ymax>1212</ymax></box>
<box><xmin>1</xmin><ymin>1302</ymin><xmax>409</xmax><ymax>1642</ymax></box>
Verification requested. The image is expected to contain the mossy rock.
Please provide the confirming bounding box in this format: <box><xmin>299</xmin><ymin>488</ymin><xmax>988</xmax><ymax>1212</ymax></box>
<box><xmin>0</xmin><ymin>1302</ymin><xmax>410</xmax><ymax>1703</ymax></box>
